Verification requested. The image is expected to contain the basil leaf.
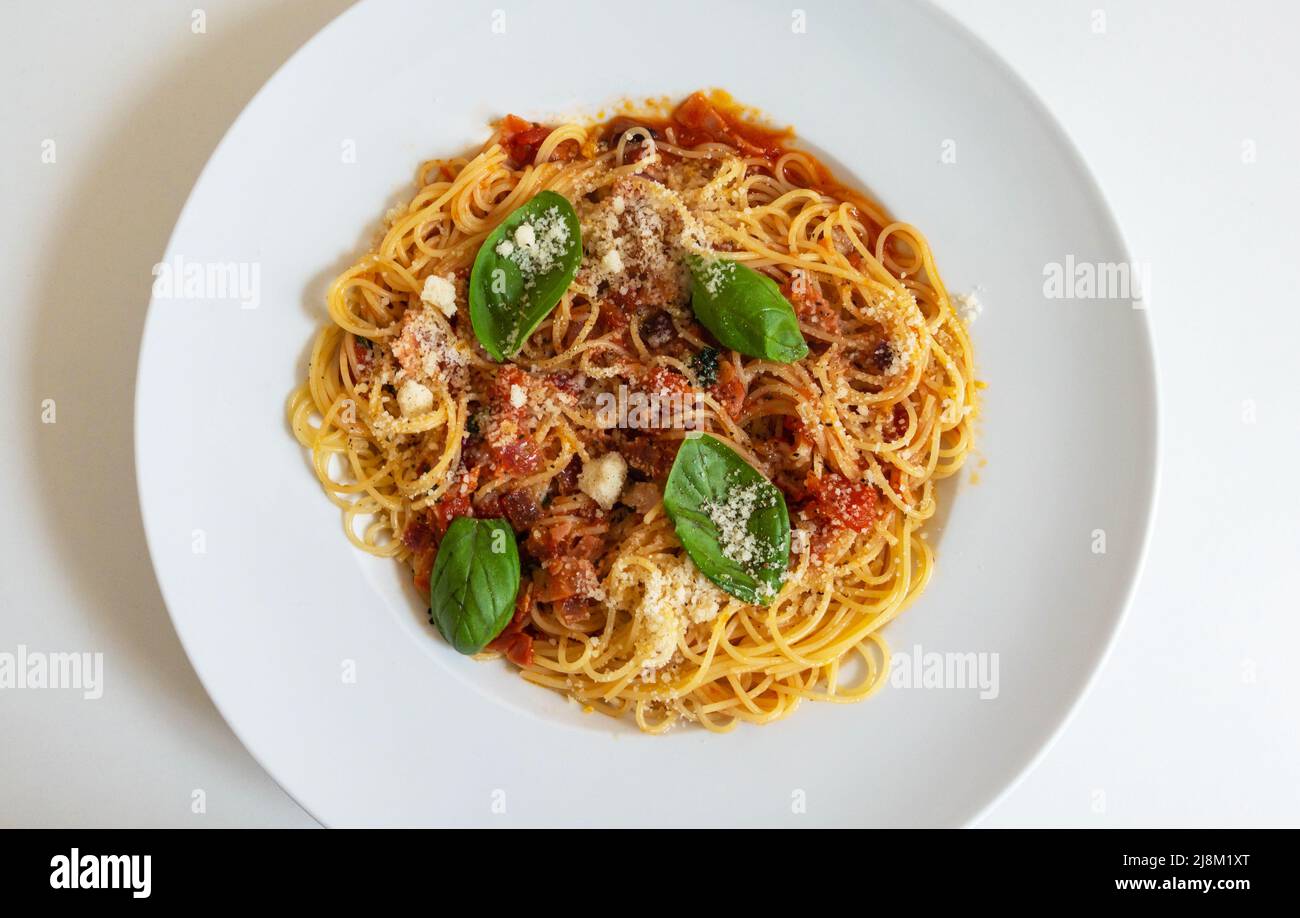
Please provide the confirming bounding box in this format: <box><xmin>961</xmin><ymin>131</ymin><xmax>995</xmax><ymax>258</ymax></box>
<box><xmin>686</xmin><ymin>256</ymin><xmax>809</xmax><ymax>363</ymax></box>
<box><xmin>662</xmin><ymin>434</ymin><xmax>790</xmax><ymax>604</ymax></box>
<box><xmin>469</xmin><ymin>190</ymin><xmax>582</xmax><ymax>360</ymax></box>
<box><xmin>428</xmin><ymin>517</ymin><xmax>520</xmax><ymax>654</ymax></box>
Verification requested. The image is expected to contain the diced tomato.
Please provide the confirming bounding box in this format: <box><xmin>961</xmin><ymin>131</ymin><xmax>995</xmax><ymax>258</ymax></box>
<box><xmin>489</xmin><ymin>365</ymin><xmax>529</xmax><ymax>416</ymax></box>
<box><xmin>786</xmin><ymin>415</ymin><xmax>815</xmax><ymax>450</ymax></box>
<box><xmin>499</xmin><ymin>488</ymin><xmax>542</xmax><ymax>530</ymax></box>
<box><xmin>571</xmin><ymin>534</ymin><xmax>606</xmax><ymax>561</ymax></box>
<box><xmin>598</xmin><ymin>296</ymin><xmax>632</xmax><ymax>333</ymax></box>
<box><xmin>535</xmin><ymin>557</ymin><xmax>600</xmax><ymax>604</ymax></box>
<box><xmin>403</xmin><ymin>513</ymin><xmax>440</xmax><ymax>595</ymax></box>
<box><xmin>883</xmin><ymin>403</ymin><xmax>909</xmax><ymax>441</ymax></box>
<box><xmin>484</xmin><ymin>367</ymin><xmax>543</xmax><ymax>475</ymax></box>
<box><xmin>411</xmin><ymin>548</ymin><xmax>435</xmax><ymax>596</ymax></box>
<box><xmin>643</xmin><ymin>365</ymin><xmax>691</xmax><ymax>397</ymax></box>
<box><xmin>403</xmin><ymin>514</ymin><xmax>437</xmax><ymax>554</ymax></box>
<box><xmin>552</xmin><ymin>455</ymin><xmax>581</xmax><ymax>496</ymax></box>
<box><xmin>619</xmin><ymin>432</ymin><xmax>681</xmax><ymax>481</ymax></box>
<box><xmin>493</xmin><ymin>632</ymin><xmax>534</xmax><ymax>667</ymax></box>
<box><xmin>804</xmin><ymin>470</ymin><xmax>881</xmax><ymax>533</ymax></box>
<box><xmin>529</xmin><ymin>520</ymin><xmax>574</xmax><ymax>561</ymax></box>
<box><xmin>546</xmin><ymin>370</ymin><xmax>587</xmax><ymax>396</ymax></box>
<box><xmin>429</xmin><ymin>465</ymin><xmax>481</xmax><ymax>536</ymax></box>
<box><xmin>430</xmin><ymin>491</ymin><xmax>470</xmax><ymax>536</ymax></box>
<box><xmin>351</xmin><ymin>337</ymin><xmax>373</xmax><ymax>373</ymax></box>
<box><xmin>491</xmin><ymin>439</ymin><xmax>542</xmax><ymax>476</ymax></box>
<box><xmin>487</xmin><ymin>582</ymin><xmax>535</xmax><ymax>666</ymax></box>
<box><xmin>498</xmin><ymin>114</ymin><xmax>553</xmax><ymax>167</ymax></box>
<box><xmin>671</xmin><ymin>92</ymin><xmax>787</xmax><ymax>158</ymax></box>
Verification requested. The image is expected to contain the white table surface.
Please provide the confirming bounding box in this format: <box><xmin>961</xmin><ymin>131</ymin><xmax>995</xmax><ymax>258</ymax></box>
<box><xmin>2</xmin><ymin>0</ymin><xmax>1296</xmax><ymax>828</ymax></box>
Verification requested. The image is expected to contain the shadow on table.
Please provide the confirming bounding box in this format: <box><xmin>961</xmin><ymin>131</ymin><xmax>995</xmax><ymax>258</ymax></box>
<box><xmin>24</xmin><ymin>0</ymin><xmax>356</xmax><ymax>825</ymax></box>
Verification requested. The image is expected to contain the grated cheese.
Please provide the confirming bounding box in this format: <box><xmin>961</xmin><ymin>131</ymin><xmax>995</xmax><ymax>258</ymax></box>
<box><xmin>506</xmin><ymin>207</ymin><xmax>572</xmax><ymax>286</ymax></box>
<box><xmin>702</xmin><ymin>479</ymin><xmax>773</xmax><ymax>571</ymax></box>
<box><xmin>699</xmin><ymin>258</ymin><xmax>737</xmax><ymax>296</ymax></box>
<box><xmin>606</xmin><ymin>554</ymin><xmax>726</xmax><ymax>675</ymax></box>
<box><xmin>574</xmin><ymin>175</ymin><xmax>715</xmax><ymax>306</ymax></box>
<box><xmin>391</xmin><ymin>305</ymin><xmax>469</xmax><ymax>383</ymax></box>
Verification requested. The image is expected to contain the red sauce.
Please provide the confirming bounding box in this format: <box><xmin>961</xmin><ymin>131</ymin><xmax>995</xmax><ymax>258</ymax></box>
<box><xmin>785</xmin><ymin>271</ymin><xmax>840</xmax><ymax>333</ymax></box>
<box><xmin>708</xmin><ymin>360</ymin><xmax>745</xmax><ymax>419</ymax></box>
<box><xmin>598</xmin><ymin>92</ymin><xmax>886</xmax><ymax>221</ymax></box>
<box><xmin>603</xmin><ymin>91</ymin><xmax>793</xmax><ymax>162</ymax></box>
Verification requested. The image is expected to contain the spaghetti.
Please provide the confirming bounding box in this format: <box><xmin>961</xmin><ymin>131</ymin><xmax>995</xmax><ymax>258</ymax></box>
<box><xmin>289</xmin><ymin>91</ymin><xmax>978</xmax><ymax>733</ymax></box>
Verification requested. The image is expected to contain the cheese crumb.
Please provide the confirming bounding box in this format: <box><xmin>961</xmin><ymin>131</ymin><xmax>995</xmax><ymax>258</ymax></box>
<box><xmin>601</xmin><ymin>248</ymin><xmax>624</xmax><ymax>274</ymax></box>
<box><xmin>420</xmin><ymin>274</ymin><xmax>458</xmax><ymax>318</ymax></box>
<box><xmin>578</xmin><ymin>451</ymin><xmax>627</xmax><ymax>510</ymax></box>
<box><xmin>495</xmin><ymin>239</ymin><xmax>515</xmax><ymax>257</ymax></box>
<box><xmin>396</xmin><ymin>379</ymin><xmax>434</xmax><ymax>417</ymax></box>
<box><xmin>514</xmin><ymin>223</ymin><xmax>536</xmax><ymax>249</ymax></box>
<box><xmin>954</xmin><ymin>289</ymin><xmax>983</xmax><ymax>324</ymax></box>
<box><xmin>509</xmin><ymin>383</ymin><xmax>526</xmax><ymax>408</ymax></box>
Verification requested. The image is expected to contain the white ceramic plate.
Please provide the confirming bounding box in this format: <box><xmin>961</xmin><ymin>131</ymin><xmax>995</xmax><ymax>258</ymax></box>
<box><xmin>135</xmin><ymin>0</ymin><xmax>1157</xmax><ymax>826</ymax></box>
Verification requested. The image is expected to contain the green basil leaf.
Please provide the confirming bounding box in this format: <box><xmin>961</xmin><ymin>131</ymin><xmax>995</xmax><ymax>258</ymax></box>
<box><xmin>685</xmin><ymin>255</ymin><xmax>809</xmax><ymax>363</ymax></box>
<box><xmin>469</xmin><ymin>190</ymin><xmax>582</xmax><ymax>361</ymax></box>
<box><xmin>662</xmin><ymin>433</ymin><xmax>790</xmax><ymax>604</ymax></box>
<box><xmin>428</xmin><ymin>517</ymin><xmax>520</xmax><ymax>654</ymax></box>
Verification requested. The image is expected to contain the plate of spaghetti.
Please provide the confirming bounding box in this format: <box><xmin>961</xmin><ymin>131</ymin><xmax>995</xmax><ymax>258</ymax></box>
<box><xmin>136</xmin><ymin>0</ymin><xmax>1157</xmax><ymax>826</ymax></box>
